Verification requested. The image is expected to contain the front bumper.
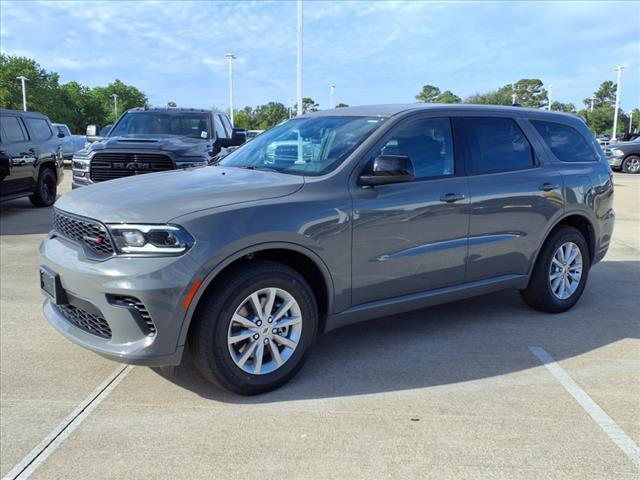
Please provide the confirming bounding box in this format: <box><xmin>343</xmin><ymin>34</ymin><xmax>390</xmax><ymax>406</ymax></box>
<box><xmin>606</xmin><ymin>153</ymin><xmax>624</xmax><ymax>168</ymax></box>
<box><xmin>40</xmin><ymin>233</ymin><xmax>202</xmax><ymax>366</ymax></box>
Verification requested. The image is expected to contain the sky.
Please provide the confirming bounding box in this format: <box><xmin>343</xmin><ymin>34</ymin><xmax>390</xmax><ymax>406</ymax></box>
<box><xmin>1</xmin><ymin>0</ymin><xmax>639</xmax><ymax>112</ymax></box>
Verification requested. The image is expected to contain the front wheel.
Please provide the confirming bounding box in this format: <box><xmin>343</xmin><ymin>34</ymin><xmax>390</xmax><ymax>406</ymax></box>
<box><xmin>521</xmin><ymin>226</ymin><xmax>590</xmax><ymax>313</ymax></box>
<box><xmin>189</xmin><ymin>260</ymin><xmax>318</xmax><ymax>395</ymax></box>
<box><xmin>621</xmin><ymin>155</ymin><xmax>640</xmax><ymax>174</ymax></box>
<box><xmin>29</xmin><ymin>167</ymin><xmax>57</xmax><ymax>207</ymax></box>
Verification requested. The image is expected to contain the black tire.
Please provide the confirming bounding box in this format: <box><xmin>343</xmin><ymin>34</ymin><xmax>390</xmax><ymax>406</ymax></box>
<box><xmin>520</xmin><ymin>226</ymin><xmax>590</xmax><ymax>313</ymax></box>
<box><xmin>189</xmin><ymin>260</ymin><xmax>318</xmax><ymax>395</ymax></box>
<box><xmin>621</xmin><ymin>155</ymin><xmax>640</xmax><ymax>174</ymax></box>
<box><xmin>29</xmin><ymin>167</ymin><xmax>57</xmax><ymax>207</ymax></box>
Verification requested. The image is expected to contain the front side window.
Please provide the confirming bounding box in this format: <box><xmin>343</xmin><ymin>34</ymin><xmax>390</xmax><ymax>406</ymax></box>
<box><xmin>220</xmin><ymin>115</ymin><xmax>233</xmax><ymax>135</ymax></box>
<box><xmin>378</xmin><ymin>117</ymin><xmax>454</xmax><ymax>179</ymax></box>
<box><xmin>1</xmin><ymin>116</ymin><xmax>27</xmax><ymax>143</ymax></box>
<box><xmin>531</xmin><ymin>120</ymin><xmax>596</xmax><ymax>162</ymax></box>
<box><xmin>25</xmin><ymin>117</ymin><xmax>52</xmax><ymax>141</ymax></box>
<box><xmin>463</xmin><ymin>117</ymin><xmax>534</xmax><ymax>174</ymax></box>
<box><xmin>220</xmin><ymin>116</ymin><xmax>385</xmax><ymax>176</ymax></box>
<box><xmin>109</xmin><ymin>112</ymin><xmax>212</xmax><ymax>139</ymax></box>
<box><xmin>214</xmin><ymin>116</ymin><xmax>227</xmax><ymax>139</ymax></box>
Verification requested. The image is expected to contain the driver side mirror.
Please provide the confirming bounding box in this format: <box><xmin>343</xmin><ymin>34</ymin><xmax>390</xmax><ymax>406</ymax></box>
<box><xmin>360</xmin><ymin>155</ymin><xmax>415</xmax><ymax>186</ymax></box>
<box><xmin>57</xmin><ymin>128</ymin><xmax>65</xmax><ymax>138</ymax></box>
<box><xmin>218</xmin><ymin>128</ymin><xmax>247</xmax><ymax>148</ymax></box>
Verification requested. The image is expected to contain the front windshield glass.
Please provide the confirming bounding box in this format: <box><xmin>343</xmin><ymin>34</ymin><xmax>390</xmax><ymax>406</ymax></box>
<box><xmin>109</xmin><ymin>112</ymin><xmax>212</xmax><ymax>139</ymax></box>
<box><xmin>219</xmin><ymin>116</ymin><xmax>385</xmax><ymax>176</ymax></box>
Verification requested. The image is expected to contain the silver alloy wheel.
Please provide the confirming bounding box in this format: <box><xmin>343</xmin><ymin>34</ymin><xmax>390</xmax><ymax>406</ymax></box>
<box><xmin>624</xmin><ymin>157</ymin><xmax>640</xmax><ymax>173</ymax></box>
<box><xmin>227</xmin><ymin>287</ymin><xmax>302</xmax><ymax>375</ymax></box>
<box><xmin>549</xmin><ymin>241</ymin><xmax>583</xmax><ymax>300</ymax></box>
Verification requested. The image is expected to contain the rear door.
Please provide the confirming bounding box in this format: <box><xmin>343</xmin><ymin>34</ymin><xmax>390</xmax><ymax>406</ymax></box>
<box><xmin>350</xmin><ymin>115</ymin><xmax>469</xmax><ymax>305</ymax></box>
<box><xmin>458</xmin><ymin>116</ymin><xmax>564</xmax><ymax>281</ymax></box>
<box><xmin>0</xmin><ymin>114</ymin><xmax>37</xmax><ymax>195</ymax></box>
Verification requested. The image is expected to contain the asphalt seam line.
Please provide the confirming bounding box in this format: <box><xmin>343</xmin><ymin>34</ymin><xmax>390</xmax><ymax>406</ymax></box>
<box><xmin>529</xmin><ymin>346</ymin><xmax>640</xmax><ymax>468</ymax></box>
<box><xmin>2</xmin><ymin>365</ymin><xmax>133</xmax><ymax>480</ymax></box>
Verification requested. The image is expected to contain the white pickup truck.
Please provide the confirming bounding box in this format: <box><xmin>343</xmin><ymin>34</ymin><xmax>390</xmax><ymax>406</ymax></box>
<box><xmin>52</xmin><ymin>123</ymin><xmax>86</xmax><ymax>161</ymax></box>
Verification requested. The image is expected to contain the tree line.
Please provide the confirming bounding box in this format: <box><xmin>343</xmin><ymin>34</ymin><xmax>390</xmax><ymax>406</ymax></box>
<box><xmin>415</xmin><ymin>79</ymin><xmax>639</xmax><ymax>136</ymax></box>
<box><xmin>1</xmin><ymin>54</ymin><xmax>147</xmax><ymax>133</ymax></box>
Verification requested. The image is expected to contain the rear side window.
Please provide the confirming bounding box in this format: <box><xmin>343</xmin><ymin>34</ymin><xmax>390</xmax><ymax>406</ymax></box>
<box><xmin>1</xmin><ymin>116</ymin><xmax>28</xmax><ymax>143</ymax></box>
<box><xmin>462</xmin><ymin>117</ymin><xmax>534</xmax><ymax>174</ymax></box>
<box><xmin>25</xmin><ymin>117</ymin><xmax>52</xmax><ymax>140</ymax></box>
<box><xmin>531</xmin><ymin>120</ymin><xmax>596</xmax><ymax>162</ymax></box>
<box><xmin>378</xmin><ymin>117</ymin><xmax>454</xmax><ymax>179</ymax></box>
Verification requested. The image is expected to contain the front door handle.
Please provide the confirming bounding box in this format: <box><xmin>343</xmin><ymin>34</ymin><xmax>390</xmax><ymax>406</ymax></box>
<box><xmin>539</xmin><ymin>182</ymin><xmax>560</xmax><ymax>192</ymax></box>
<box><xmin>440</xmin><ymin>193</ymin><xmax>465</xmax><ymax>203</ymax></box>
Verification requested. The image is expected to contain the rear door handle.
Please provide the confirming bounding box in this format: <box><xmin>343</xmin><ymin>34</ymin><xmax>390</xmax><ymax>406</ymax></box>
<box><xmin>539</xmin><ymin>183</ymin><xmax>559</xmax><ymax>192</ymax></box>
<box><xmin>440</xmin><ymin>193</ymin><xmax>465</xmax><ymax>203</ymax></box>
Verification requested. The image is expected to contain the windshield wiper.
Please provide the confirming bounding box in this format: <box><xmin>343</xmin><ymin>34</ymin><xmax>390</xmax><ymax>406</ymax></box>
<box><xmin>235</xmin><ymin>165</ymin><xmax>279</xmax><ymax>173</ymax></box>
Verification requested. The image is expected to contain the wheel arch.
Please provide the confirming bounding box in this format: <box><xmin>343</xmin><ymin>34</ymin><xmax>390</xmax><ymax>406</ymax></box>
<box><xmin>177</xmin><ymin>242</ymin><xmax>335</xmax><ymax>348</ymax></box>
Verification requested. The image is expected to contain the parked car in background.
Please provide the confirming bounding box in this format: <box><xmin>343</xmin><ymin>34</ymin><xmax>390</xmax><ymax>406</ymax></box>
<box><xmin>246</xmin><ymin>129</ymin><xmax>264</xmax><ymax>141</ymax></box>
<box><xmin>40</xmin><ymin>104</ymin><xmax>614</xmax><ymax>394</ymax></box>
<box><xmin>596</xmin><ymin>134</ymin><xmax>610</xmax><ymax>147</ymax></box>
<box><xmin>72</xmin><ymin>108</ymin><xmax>246</xmax><ymax>188</ymax></box>
<box><xmin>1</xmin><ymin>109</ymin><xmax>64</xmax><ymax>206</ymax></box>
<box><xmin>604</xmin><ymin>136</ymin><xmax>640</xmax><ymax>173</ymax></box>
<box><xmin>52</xmin><ymin>123</ymin><xmax>86</xmax><ymax>161</ymax></box>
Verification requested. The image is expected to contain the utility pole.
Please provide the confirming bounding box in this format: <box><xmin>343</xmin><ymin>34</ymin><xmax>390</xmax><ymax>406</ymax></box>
<box><xmin>329</xmin><ymin>83</ymin><xmax>335</xmax><ymax>109</ymax></box>
<box><xmin>225</xmin><ymin>52</ymin><xmax>236</xmax><ymax>124</ymax></box>
<box><xmin>16</xmin><ymin>76</ymin><xmax>28</xmax><ymax>111</ymax></box>
<box><xmin>511</xmin><ymin>94</ymin><xmax>517</xmax><ymax>105</ymax></box>
<box><xmin>111</xmin><ymin>93</ymin><xmax>119</xmax><ymax>118</ymax></box>
<box><xmin>547</xmin><ymin>85</ymin><xmax>553</xmax><ymax>111</ymax></box>
<box><xmin>296</xmin><ymin>0</ymin><xmax>303</xmax><ymax>116</ymax></box>
<box><xmin>612</xmin><ymin>65</ymin><xmax>624</xmax><ymax>141</ymax></box>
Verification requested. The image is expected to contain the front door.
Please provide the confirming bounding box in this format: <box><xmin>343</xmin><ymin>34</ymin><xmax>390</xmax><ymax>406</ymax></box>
<box><xmin>350</xmin><ymin>116</ymin><xmax>469</xmax><ymax>305</ymax></box>
<box><xmin>0</xmin><ymin>114</ymin><xmax>37</xmax><ymax>195</ymax></box>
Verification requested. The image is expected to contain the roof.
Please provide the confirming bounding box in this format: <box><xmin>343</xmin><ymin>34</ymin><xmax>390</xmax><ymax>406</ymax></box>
<box><xmin>0</xmin><ymin>108</ymin><xmax>48</xmax><ymax>117</ymax></box>
<box><xmin>306</xmin><ymin>103</ymin><xmax>582</xmax><ymax>122</ymax></box>
<box><xmin>127</xmin><ymin>107</ymin><xmax>213</xmax><ymax>114</ymax></box>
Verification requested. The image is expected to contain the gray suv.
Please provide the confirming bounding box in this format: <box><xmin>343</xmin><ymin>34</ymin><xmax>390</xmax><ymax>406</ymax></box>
<box><xmin>39</xmin><ymin>105</ymin><xmax>615</xmax><ymax>395</ymax></box>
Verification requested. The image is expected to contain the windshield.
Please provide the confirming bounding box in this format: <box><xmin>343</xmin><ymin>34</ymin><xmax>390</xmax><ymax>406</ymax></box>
<box><xmin>219</xmin><ymin>116</ymin><xmax>385</xmax><ymax>176</ymax></box>
<box><xmin>109</xmin><ymin>112</ymin><xmax>212</xmax><ymax>139</ymax></box>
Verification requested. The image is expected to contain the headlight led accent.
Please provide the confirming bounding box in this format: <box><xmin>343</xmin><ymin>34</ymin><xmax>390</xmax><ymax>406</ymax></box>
<box><xmin>107</xmin><ymin>224</ymin><xmax>194</xmax><ymax>255</ymax></box>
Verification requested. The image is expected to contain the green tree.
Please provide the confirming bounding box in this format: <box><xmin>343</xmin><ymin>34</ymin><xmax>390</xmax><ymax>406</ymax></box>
<box><xmin>465</xmin><ymin>85</ymin><xmax>513</xmax><ymax>105</ymax></box>
<box><xmin>253</xmin><ymin>102</ymin><xmax>288</xmax><ymax>129</ymax></box>
<box><xmin>583</xmin><ymin>81</ymin><xmax>616</xmax><ymax>109</ymax></box>
<box><xmin>415</xmin><ymin>84</ymin><xmax>440</xmax><ymax>103</ymax></box>
<box><xmin>92</xmin><ymin>79</ymin><xmax>147</xmax><ymax>124</ymax></box>
<box><xmin>335</xmin><ymin>102</ymin><xmax>349</xmax><ymax>108</ymax></box>
<box><xmin>232</xmin><ymin>107</ymin><xmax>254</xmax><ymax>130</ymax></box>
<box><xmin>550</xmin><ymin>101</ymin><xmax>576</xmax><ymax>113</ymax></box>
<box><xmin>511</xmin><ymin>79</ymin><xmax>548</xmax><ymax>108</ymax></box>
<box><xmin>435</xmin><ymin>90</ymin><xmax>461</xmax><ymax>104</ymax></box>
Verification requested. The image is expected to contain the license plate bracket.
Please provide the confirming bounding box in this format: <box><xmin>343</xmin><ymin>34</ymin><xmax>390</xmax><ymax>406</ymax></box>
<box><xmin>39</xmin><ymin>266</ymin><xmax>68</xmax><ymax>305</ymax></box>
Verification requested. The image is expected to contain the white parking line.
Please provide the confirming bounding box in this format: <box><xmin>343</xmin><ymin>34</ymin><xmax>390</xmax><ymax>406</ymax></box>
<box><xmin>2</xmin><ymin>365</ymin><xmax>133</xmax><ymax>480</ymax></box>
<box><xmin>529</xmin><ymin>346</ymin><xmax>640</xmax><ymax>468</ymax></box>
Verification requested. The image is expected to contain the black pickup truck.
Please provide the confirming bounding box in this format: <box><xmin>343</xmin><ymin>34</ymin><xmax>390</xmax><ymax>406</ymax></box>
<box><xmin>0</xmin><ymin>109</ymin><xmax>64</xmax><ymax>207</ymax></box>
<box><xmin>72</xmin><ymin>107</ymin><xmax>246</xmax><ymax>188</ymax></box>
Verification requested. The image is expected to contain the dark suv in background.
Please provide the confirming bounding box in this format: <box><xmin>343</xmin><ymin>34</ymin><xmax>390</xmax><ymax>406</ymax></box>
<box><xmin>1</xmin><ymin>109</ymin><xmax>64</xmax><ymax>207</ymax></box>
<box><xmin>72</xmin><ymin>107</ymin><xmax>246</xmax><ymax>188</ymax></box>
<box><xmin>40</xmin><ymin>104</ymin><xmax>614</xmax><ymax>395</ymax></box>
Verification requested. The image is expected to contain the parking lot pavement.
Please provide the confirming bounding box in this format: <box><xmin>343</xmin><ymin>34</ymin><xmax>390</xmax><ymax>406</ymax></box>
<box><xmin>1</xmin><ymin>172</ymin><xmax>638</xmax><ymax>479</ymax></box>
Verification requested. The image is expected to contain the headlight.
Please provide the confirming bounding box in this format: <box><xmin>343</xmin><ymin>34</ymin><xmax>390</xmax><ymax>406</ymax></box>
<box><xmin>612</xmin><ymin>149</ymin><xmax>625</xmax><ymax>157</ymax></box>
<box><xmin>107</xmin><ymin>224</ymin><xmax>194</xmax><ymax>255</ymax></box>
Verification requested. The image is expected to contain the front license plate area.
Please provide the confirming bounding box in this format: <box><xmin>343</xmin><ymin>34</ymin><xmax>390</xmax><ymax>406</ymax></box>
<box><xmin>39</xmin><ymin>266</ymin><xmax>67</xmax><ymax>305</ymax></box>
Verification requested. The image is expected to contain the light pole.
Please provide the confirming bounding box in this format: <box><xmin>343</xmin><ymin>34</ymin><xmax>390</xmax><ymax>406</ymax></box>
<box><xmin>111</xmin><ymin>93</ymin><xmax>118</xmax><ymax>118</ymax></box>
<box><xmin>612</xmin><ymin>65</ymin><xmax>624</xmax><ymax>141</ymax></box>
<box><xmin>225</xmin><ymin>52</ymin><xmax>237</xmax><ymax>124</ymax></box>
<box><xmin>630</xmin><ymin>110</ymin><xmax>633</xmax><ymax>134</ymax></box>
<box><xmin>16</xmin><ymin>76</ymin><xmax>28</xmax><ymax>111</ymax></box>
<box><xmin>511</xmin><ymin>94</ymin><xmax>517</xmax><ymax>105</ymax></box>
<box><xmin>590</xmin><ymin>96</ymin><xmax>595</xmax><ymax>113</ymax></box>
<box><xmin>329</xmin><ymin>83</ymin><xmax>335</xmax><ymax>109</ymax></box>
<box><xmin>288</xmin><ymin>97</ymin><xmax>293</xmax><ymax>119</ymax></box>
<box><xmin>547</xmin><ymin>85</ymin><xmax>553</xmax><ymax>111</ymax></box>
<box><xmin>296</xmin><ymin>0</ymin><xmax>303</xmax><ymax>116</ymax></box>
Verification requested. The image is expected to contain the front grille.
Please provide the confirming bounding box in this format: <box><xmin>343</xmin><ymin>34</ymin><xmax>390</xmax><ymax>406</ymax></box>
<box><xmin>111</xmin><ymin>295</ymin><xmax>157</xmax><ymax>336</ymax></box>
<box><xmin>53</xmin><ymin>210</ymin><xmax>114</xmax><ymax>255</ymax></box>
<box><xmin>57</xmin><ymin>304</ymin><xmax>112</xmax><ymax>339</ymax></box>
<box><xmin>90</xmin><ymin>152</ymin><xmax>174</xmax><ymax>182</ymax></box>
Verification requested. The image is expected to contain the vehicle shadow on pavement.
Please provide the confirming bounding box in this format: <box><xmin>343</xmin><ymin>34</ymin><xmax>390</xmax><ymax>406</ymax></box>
<box><xmin>154</xmin><ymin>260</ymin><xmax>640</xmax><ymax>403</ymax></box>
<box><xmin>0</xmin><ymin>197</ymin><xmax>57</xmax><ymax>235</ymax></box>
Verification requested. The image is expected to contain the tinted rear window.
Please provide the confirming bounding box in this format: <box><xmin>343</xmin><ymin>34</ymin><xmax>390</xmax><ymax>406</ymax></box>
<box><xmin>1</xmin><ymin>116</ymin><xmax>27</xmax><ymax>142</ymax></box>
<box><xmin>463</xmin><ymin>117</ymin><xmax>534</xmax><ymax>174</ymax></box>
<box><xmin>25</xmin><ymin>117</ymin><xmax>52</xmax><ymax>140</ymax></box>
<box><xmin>531</xmin><ymin>120</ymin><xmax>596</xmax><ymax>162</ymax></box>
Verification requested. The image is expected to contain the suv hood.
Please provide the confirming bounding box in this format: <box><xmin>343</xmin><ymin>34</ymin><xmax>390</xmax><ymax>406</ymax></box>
<box><xmin>55</xmin><ymin>166</ymin><xmax>304</xmax><ymax>223</ymax></box>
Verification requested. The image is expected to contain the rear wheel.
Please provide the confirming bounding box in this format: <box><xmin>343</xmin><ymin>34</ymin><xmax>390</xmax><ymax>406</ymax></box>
<box><xmin>189</xmin><ymin>260</ymin><xmax>318</xmax><ymax>395</ymax></box>
<box><xmin>29</xmin><ymin>167</ymin><xmax>57</xmax><ymax>207</ymax></box>
<box><xmin>621</xmin><ymin>155</ymin><xmax>640</xmax><ymax>174</ymax></box>
<box><xmin>521</xmin><ymin>226</ymin><xmax>590</xmax><ymax>313</ymax></box>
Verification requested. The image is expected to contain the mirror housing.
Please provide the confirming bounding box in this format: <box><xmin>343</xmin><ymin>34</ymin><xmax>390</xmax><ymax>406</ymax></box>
<box><xmin>360</xmin><ymin>155</ymin><xmax>415</xmax><ymax>186</ymax></box>
<box><xmin>218</xmin><ymin>128</ymin><xmax>247</xmax><ymax>148</ymax></box>
<box><xmin>57</xmin><ymin>129</ymin><xmax>65</xmax><ymax>138</ymax></box>
<box><xmin>86</xmin><ymin>125</ymin><xmax>98</xmax><ymax>136</ymax></box>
